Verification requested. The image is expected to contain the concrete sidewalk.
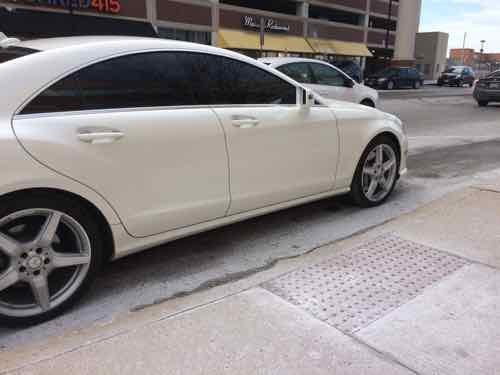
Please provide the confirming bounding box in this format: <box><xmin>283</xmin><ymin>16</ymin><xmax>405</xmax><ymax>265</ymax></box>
<box><xmin>2</xmin><ymin>180</ymin><xmax>500</xmax><ymax>375</ymax></box>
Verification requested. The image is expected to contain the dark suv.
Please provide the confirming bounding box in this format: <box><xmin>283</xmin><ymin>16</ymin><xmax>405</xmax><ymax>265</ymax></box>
<box><xmin>365</xmin><ymin>67</ymin><xmax>424</xmax><ymax>90</ymax></box>
<box><xmin>437</xmin><ymin>66</ymin><xmax>475</xmax><ymax>87</ymax></box>
<box><xmin>473</xmin><ymin>70</ymin><xmax>500</xmax><ymax>107</ymax></box>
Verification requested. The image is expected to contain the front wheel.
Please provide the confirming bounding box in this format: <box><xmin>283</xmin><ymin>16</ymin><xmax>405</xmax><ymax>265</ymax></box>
<box><xmin>350</xmin><ymin>137</ymin><xmax>400</xmax><ymax>207</ymax></box>
<box><xmin>0</xmin><ymin>193</ymin><xmax>103</xmax><ymax>326</ymax></box>
<box><xmin>478</xmin><ymin>101</ymin><xmax>488</xmax><ymax>107</ymax></box>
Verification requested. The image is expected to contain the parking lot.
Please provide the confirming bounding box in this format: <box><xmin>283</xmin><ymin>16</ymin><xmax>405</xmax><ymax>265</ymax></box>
<box><xmin>1</xmin><ymin>85</ymin><xmax>499</xmax><ymax>352</ymax></box>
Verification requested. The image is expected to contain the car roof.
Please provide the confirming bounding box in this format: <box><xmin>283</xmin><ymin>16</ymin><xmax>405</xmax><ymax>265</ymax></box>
<box><xmin>258</xmin><ymin>57</ymin><xmax>333</xmax><ymax>67</ymax></box>
<box><xmin>0</xmin><ymin>36</ymin><xmax>306</xmax><ymax>116</ymax></box>
<box><xmin>16</xmin><ymin>36</ymin><xmax>224</xmax><ymax>54</ymax></box>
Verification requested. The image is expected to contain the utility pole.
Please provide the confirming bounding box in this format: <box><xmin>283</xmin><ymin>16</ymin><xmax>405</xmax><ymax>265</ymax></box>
<box><xmin>461</xmin><ymin>32</ymin><xmax>467</xmax><ymax>65</ymax></box>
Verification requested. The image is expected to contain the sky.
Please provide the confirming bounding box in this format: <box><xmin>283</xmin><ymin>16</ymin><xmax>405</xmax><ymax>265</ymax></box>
<box><xmin>420</xmin><ymin>0</ymin><xmax>500</xmax><ymax>54</ymax></box>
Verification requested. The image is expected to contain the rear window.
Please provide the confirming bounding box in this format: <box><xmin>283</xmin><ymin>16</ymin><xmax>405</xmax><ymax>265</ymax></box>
<box><xmin>0</xmin><ymin>47</ymin><xmax>38</xmax><ymax>64</ymax></box>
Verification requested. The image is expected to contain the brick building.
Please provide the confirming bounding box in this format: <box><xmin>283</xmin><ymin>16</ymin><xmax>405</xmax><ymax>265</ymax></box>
<box><xmin>0</xmin><ymin>0</ymin><xmax>421</xmax><ymax>74</ymax></box>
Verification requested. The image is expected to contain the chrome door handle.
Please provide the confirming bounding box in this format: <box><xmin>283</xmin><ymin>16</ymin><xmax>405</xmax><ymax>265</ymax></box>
<box><xmin>231</xmin><ymin>119</ymin><xmax>260</xmax><ymax>129</ymax></box>
<box><xmin>77</xmin><ymin>129</ymin><xmax>124</xmax><ymax>144</ymax></box>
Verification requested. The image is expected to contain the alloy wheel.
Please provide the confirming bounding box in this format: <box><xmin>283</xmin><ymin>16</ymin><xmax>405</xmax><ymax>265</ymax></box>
<box><xmin>361</xmin><ymin>144</ymin><xmax>398</xmax><ymax>203</ymax></box>
<box><xmin>0</xmin><ymin>209</ymin><xmax>91</xmax><ymax>318</ymax></box>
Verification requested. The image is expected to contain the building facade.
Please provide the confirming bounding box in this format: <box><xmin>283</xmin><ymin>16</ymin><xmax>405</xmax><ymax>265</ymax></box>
<box><xmin>415</xmin><ymin>32</ymin><xmax>449</xmax><ymax>81</ymax></box>
<box><xmin>0</xmin><ymin>0</ymin><xmax>421</xmax><ymax>73</ymax></box>
<box><xmin>450</xmin><ymin>48</ymin><xmax>500</xmax><ymax>76</ymax></box>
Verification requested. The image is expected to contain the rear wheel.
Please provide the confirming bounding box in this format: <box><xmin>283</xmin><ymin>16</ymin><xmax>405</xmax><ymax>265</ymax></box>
<box><xmin>0</xmin><ymin>193</ymin><xmax>103</xmax><ymax>326</ymax></box>
<box><xmin>350</xmin><ymin>136</ymin><xmax>400</xmax><ymax>207</ymax></box>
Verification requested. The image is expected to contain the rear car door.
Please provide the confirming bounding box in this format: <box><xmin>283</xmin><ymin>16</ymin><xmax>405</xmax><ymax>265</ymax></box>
<box><xmin>308</xmin><ymin>62</ymin><xmax>357</xmax><ymax>102</ymax></box>
<box><xmin>13</xmin><ymin>52</ymin><xmax>230</xmax><ymax>237</ymax></box>
<box><xmin>206</xmin><ymin>56</ymin><xmax>339</xmax><ymax>214</ymax></box>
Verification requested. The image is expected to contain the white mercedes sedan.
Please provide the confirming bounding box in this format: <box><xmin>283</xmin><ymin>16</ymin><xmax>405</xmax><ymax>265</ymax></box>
<box><xmin>0</xmin><ymin>36</ymin><xmax>407</xmax><ymax>325</ymax></box>
<box><xmin>259</xmin><ymin>57</ymin><xmax>379</xmax><ymax>108</ymax></box>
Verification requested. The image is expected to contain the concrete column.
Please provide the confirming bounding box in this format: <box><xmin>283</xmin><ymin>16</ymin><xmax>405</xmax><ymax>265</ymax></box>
<box><xmin>297</xmin><ymin>2</ymin><xmax>309</xmax><ymax>38</ymax></box>
<box><xmin>393</xmin><ymin>0</ymin><xmax>422</xmax><ymax>65</ymax></box>
<box><xmin>146</xmin><ymin>0</ymin><xmax>157</xmax><ymax>33</ymax></box>
<box><xmin>210</xmin><ymin>0</ymin><xmax>219</xmax><ymax>46</ymax></box>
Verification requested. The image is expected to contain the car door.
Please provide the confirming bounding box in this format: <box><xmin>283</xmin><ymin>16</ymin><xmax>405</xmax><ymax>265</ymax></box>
<box><xmin>308</xmin><ymin>62</ymin><xmax>357</xmax><ymax>103</ymax></box>
<box><xmin>399</xmin><ymin>68</ymin><xmax>409</xmax><ymax>88</ymax></box>
<box><xmin>13</xmin><ymin>51</ymin><xmax>230</xmax><ymax>238</ymax></box>
<box><xmin>206</xmin><ymin>55</ymin><xmax>339</xmax><ymax>215</ymax></box>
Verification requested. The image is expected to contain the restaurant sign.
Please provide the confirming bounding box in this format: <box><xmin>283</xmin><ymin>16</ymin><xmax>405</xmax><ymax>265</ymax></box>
<box><xmin>5</xmin><ymin>0</ymin><xmax>122</xmax><ymax>14</ymax></box>
<box><xmin>242</xmin><ymin>15</ymin><xmax>290</xmax><ymax>33</ymax></box>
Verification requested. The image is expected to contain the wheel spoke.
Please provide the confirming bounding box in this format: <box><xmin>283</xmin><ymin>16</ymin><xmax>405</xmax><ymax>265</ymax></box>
<box><xmin>383</xmin><ymin>159</ymin><xmax>396</xmax><ymax>172</ymax></box>
<box><xmin>0</xmin><ymin>232</ymin><xmax>21</xmax><ymax>258</ymax></box>
<box><xmin>30</xmin><ymin>275</ymin><xmax>50</xmax><ymax>312</ymax></box>
<box><xmin>36</xmin><ymin>212</ymin><xmax>62</xmax><ymax>247</ymax></box>
<box><xmin>376</xmin><ymin>146</ymin><xmax>384</xmax><ymax>164</ymax></box>
<box><xmin>379</xmin><ymin>177</ymin><xmax>391</xmax><ymax>192</ymax></box>
<box><xmin>52</xmin><ymin>252</ymin><xmax>91</xmax><ymax>269</ymax></box>
<box><xmin>0</xmin><ymin>268</ymin><xmax>19</xmax><ymax>292</ymax></box>
<box><xmin>365</xmin><ymin>179</ymin><xmax>378</xmax><ymax>198</ymax></box>
<box><xmin>363</xmin><ymin>167</ymin><xmax>376</xmax><ymax>177</ymax></box>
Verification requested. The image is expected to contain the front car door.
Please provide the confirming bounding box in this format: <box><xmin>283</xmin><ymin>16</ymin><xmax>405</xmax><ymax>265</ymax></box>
<box><xmin>308</xmin><ymin>62</ymin><xmax>357</xmax><ymax>103</ymax></box>
<box><xmin>205</xmin><ymin>55</ymin><xmax>339</xmax><ymax>214</ymax></box>
<box><xmin>13</xmin><ymin>52</ymin><xmax>230</xmax><ymax>237</ymax></box>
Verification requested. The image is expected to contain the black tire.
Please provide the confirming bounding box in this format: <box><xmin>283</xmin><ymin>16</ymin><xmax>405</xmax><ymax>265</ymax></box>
<box><xmin>456</xmin><ymin>81</ymin><xmax>462</xmax><ymax>87</ymax></box>
<box><xmin>360</xmin><ymin>99</ymin><xmax>375</xmax><ymax>108</ymax></box>
<box><xmin>478</xmin><ymin>101</ymin><xmax>488</xmax><ymax>107</ymax></box>
<box><xmin>0</xmin><ymin>192</ymin><xmax>103</xmax><ymax>326</ymax></box>
<box><xmin>350</xmin><ymin>136</ymin><xmax>400</xmax><ymax>208</ymax></box>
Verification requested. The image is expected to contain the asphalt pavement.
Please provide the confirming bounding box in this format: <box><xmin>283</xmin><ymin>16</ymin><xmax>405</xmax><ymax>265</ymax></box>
<box><xmin>1</xmin><ymin>90</ymin><xmax>499</xmax><ymax>352</ymax></box>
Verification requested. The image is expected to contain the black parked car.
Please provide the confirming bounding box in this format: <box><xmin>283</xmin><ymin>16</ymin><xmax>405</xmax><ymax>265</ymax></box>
<box><xmin>333</xmin><ymin>60</ymin><xmax>363</xmax><ymax>83</ymax></box>
<box><xmin>365</xmin><ymin>67</ymin><xmax>424</xmax><ymax>90</ymax></box>
<box><xmin>473</xmin><ymin>70</ymin><xmax>500</xmax><ymax>107</ymax></box>
<box><xmin>437</xmin><ymin>66</ymin><xmax>475</xmax><ymax>87</ymax></box>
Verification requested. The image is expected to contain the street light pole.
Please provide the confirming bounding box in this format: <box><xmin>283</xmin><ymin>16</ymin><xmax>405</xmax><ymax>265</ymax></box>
<box><xmin>480</xmin><ymin>40</ymin><xmax>486</xmax><ymax>73</ymax></box>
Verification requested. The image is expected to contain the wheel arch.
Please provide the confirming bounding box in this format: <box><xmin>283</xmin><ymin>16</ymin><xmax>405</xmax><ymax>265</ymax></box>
<box><xmin>346</xmin><ymin>130</ymin><xmax>403</xmax><ymax>189</ymax></box>
<box><xmin>0</xmin><ymin>187</ymin><xmax>115</xmax><ymax>262</ymax></box>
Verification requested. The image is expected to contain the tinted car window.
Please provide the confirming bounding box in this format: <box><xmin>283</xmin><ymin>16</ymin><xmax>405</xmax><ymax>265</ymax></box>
<box><xmin>21</xmin><ymin>75</ymin><xmax>83</xmax><ymax>115</ymax></box>
<box><xmin>408</xmin><ymin>69</ymin><xmax>419</xmax><ymax>78</ymax></box>
<box><xmin>206</xmin><ymin>55</ymin><xmax>296</xmax><ymax>105</ymax></box>
<box><xmin>21</xmin><ymin>52</ymin><xmax>297</xmax><ymax>114</ymax></box>
<box><xmin>277</xmin><ymin>63</ymin><xmax>314</xmax><ymax>84</ymax></box>
<box><xmin>0</xmin><ymin>47</ymin><xmax>38</xmax><ymax>65</ymax></box>
<box><xmin>309</xmin><ymin>63</ymin><xmax>346</xmax><ymax>86</ymax></box>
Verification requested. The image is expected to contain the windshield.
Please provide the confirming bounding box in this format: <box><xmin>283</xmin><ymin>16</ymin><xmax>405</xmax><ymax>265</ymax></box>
<box><xmin>444</xmin><ymin>67</ymin><xmax>464</xmax><ymax>74</ymax></box>
<box><xmin>0</xmin><ymin>46</ymin><xmax>39</xmax><ymax>65</ymax></box>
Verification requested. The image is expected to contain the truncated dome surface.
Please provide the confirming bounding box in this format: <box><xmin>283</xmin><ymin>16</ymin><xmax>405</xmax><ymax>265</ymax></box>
<box><xmin>263</xmin><ymin>234</ymin><xmax>470</xmax><ymax>333</ymax></box>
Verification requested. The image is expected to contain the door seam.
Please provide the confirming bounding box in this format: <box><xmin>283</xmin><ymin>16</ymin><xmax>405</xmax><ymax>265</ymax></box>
<box><xmin>210</xmin><ymin>107</ymin><xmax>233</xmax><ymax>217</ymax></box>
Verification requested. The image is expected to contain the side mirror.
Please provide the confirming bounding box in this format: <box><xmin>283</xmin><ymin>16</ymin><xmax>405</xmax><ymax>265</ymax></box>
<box><xmin>344</xmin><ymin>79</ymin><xmax>355</xmax><ymax>88</ymax></box>
<box><xmin>298</xmin><ymin>88</ymin><xmax>314</xmax><ymax>109</ymax></box>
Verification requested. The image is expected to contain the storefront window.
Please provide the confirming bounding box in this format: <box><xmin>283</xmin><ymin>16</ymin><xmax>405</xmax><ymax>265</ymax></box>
<box><xmin>158</xmin><ymin>27</ymin><xmax>211</xmax><ymax>45</ymax></box>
